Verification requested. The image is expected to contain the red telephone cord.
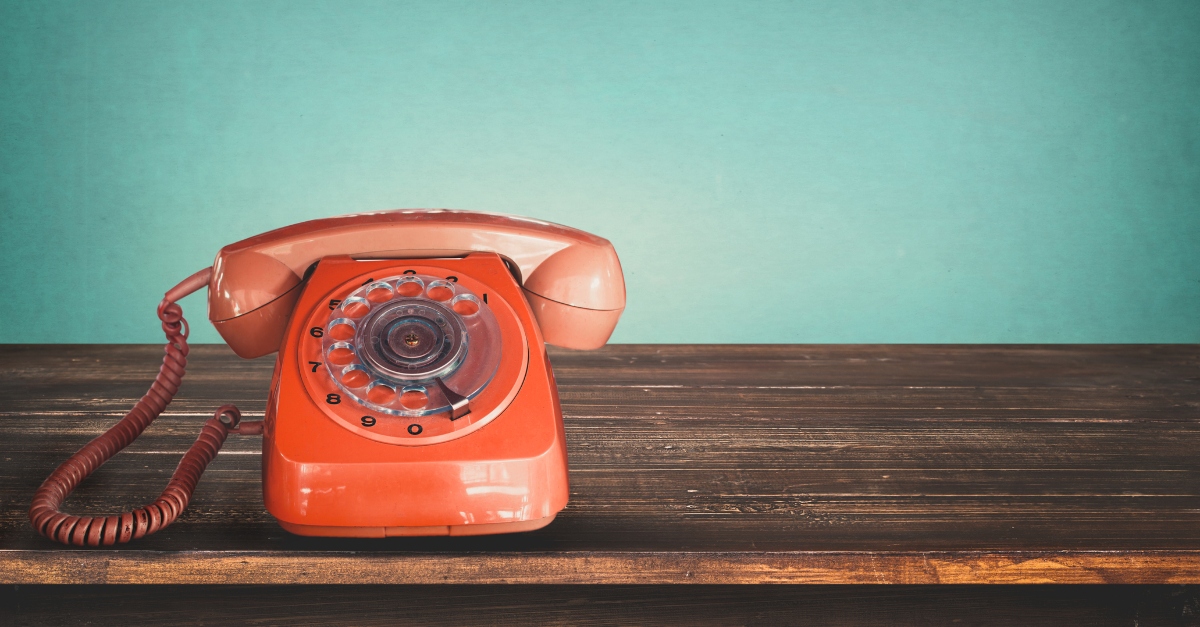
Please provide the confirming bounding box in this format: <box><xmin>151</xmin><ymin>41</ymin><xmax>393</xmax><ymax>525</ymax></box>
<box><xmin>28</xmin><ymin>268</ymin><xmax>263</xmax><ymax>546</ymax></box>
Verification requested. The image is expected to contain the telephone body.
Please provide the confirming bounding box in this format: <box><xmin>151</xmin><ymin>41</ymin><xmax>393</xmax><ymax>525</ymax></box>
<box><xmin>30</xmin><ymin>210</ymin><xmax>625</xmax><ymax>544</ymax></box>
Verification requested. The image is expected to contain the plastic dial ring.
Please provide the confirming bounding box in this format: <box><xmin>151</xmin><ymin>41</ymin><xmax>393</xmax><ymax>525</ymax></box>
<box><xmin>301</xmin><ymin>270</ymin><xmax>510</xmax><ymax>445</ymax></box>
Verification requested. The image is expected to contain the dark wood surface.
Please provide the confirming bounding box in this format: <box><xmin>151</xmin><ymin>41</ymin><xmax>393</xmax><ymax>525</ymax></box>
<box><xmin>4</xmin><ymin>584</ymin><xmax>1199</xmax><ymax>626</ymax></box>
<box><xmin>1</xmin><ymin>344</ymin><xmax>1198</xmax><ymax>584</ymax></box>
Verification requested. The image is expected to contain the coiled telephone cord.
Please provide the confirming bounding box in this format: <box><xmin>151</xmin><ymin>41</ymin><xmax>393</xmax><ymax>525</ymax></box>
<box><xmin>28</xmin><ymin>268</ymin><xmax>263</xmax><ymax>546</ymax></box>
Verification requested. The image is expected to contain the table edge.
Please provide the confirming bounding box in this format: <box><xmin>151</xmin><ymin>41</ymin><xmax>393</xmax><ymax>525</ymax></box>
<box><xmin>3</xmin><ymin>550</ymin><xmax>1199</xmax><ymax>584</ymax></box>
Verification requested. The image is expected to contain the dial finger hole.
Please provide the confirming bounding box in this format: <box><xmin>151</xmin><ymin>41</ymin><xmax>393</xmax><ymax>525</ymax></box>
<box><xmin>426</xmin><ymin>280</ymin><xmax>454</xmax><ymax>302</ymax></box>
<box><xmin>395</xmin><ymin>276</ymin><xmax>424</xmax><ymax>297</ymax></box>
<box><xmin>400</xmin><ymin>387</ymin><xmax>429</xmax><ymax>410</ymax></box>
<box><xmin>367</xmin><ymin>383</ymin><xmax>397</xmax><ymax>405</ymax></box>
<box><xmin>365</xmin><ymin>282</ymin><xmax>394</xmax><ymax>304</ymax></box>
<box><xmin>327</xmin><ymin>342</ymin><xmax>357</xmax><ymax>366</ymax></box>
<box><xmin>451</xmin><ymin>294</ymin><xmax>480</xmax><ymax>316</ymax></box>
<box><xmin>339</xmin><ymin>366</ymin><xmax>371</xmax><ymax>388</ymax></box>
<box><xmin>328</xmin><ymin>318</ymin><xmax>356</xmax><ymax>341</ymax></box>
<box><xmin>341</xmin><ymin>296</ymin><xmax>370</xmax><ymax>318</ymax></box>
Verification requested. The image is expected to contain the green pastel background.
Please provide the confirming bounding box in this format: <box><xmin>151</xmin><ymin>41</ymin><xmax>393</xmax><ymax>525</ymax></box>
<box><xmin>1</xmin><ymin>0</ymin><xmax>1197</xmax><ymax>344</ymax></box>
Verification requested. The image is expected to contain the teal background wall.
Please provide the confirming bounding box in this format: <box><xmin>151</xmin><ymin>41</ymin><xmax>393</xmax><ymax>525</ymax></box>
<box><xmin>1</xmin><ymin>0</ymin><xmax>1197</xmax><ymax>344</ymax></box>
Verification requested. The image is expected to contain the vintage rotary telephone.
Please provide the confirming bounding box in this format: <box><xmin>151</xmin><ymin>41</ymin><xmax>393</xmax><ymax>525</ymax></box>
<box><xmin>29</xmin><ymin>210</ymin><xmax>625</xmax><ymax>545</ymax></box>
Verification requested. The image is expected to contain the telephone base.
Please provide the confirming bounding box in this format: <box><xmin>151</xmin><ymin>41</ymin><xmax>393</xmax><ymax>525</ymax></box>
<box><xmin>277</xmin><ymin>515</ymin><xmax>557</xmax><ymax>538</ymax></box>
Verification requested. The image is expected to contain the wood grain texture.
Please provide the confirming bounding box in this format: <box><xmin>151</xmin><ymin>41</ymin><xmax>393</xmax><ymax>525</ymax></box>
<box><xmin>4</xmin><ymin>584</ymin><xmax>1199</xmax><ymax>626</ymax></box>
<box><xmin>1</xmin><ymin>344</ymin><xmax>1197</xmax><ymax>584</ymax></box>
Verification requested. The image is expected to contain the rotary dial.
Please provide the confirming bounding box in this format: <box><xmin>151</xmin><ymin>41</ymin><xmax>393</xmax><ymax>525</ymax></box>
<box><xmin>319</xmin><ymin>274</ymin><xmax>501</xmax><ymax>418</ymax></box>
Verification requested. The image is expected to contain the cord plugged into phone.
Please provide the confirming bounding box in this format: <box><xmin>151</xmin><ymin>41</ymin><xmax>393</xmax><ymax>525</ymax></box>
<box><xmin>29</xmin><ymin>210</ymin><xmax>625</xmax><ymax>545</ymax></box>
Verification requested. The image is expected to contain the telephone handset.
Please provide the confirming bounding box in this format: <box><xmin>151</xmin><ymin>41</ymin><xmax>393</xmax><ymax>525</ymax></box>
<box><xmin>30</xmin><ymin>210</ymin><xmax>625</xmax><ymax>544</ymax></box>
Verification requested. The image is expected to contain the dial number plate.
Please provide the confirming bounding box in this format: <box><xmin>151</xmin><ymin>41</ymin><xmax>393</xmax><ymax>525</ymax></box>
<box><xmin>297</xmin><ymin>265</ymin><xmax>528</xmax><ymax>445</ymax></box>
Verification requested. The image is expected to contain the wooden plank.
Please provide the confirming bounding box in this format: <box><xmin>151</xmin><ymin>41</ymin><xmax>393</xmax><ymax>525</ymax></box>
<box><xmin>1</xmin><ymin>345</ymin><xmax>1197</xmax><ymax>584</ymax></box>
<box><xmin>1</xmin><ymin>550</ymin><xmax>1199</xmax><ymax>585</ymax></box>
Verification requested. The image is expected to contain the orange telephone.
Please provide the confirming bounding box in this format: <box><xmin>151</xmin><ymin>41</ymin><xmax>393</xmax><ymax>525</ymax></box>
<box><xmin>29</xmin><ymin>210</ymin><xmax>625</xmax><ymax>545</ymax></box>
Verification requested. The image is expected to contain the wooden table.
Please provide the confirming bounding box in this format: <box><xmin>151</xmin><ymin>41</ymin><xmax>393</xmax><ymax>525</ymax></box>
<box><xmin>2</xmin><ymin>345</ymin><xmax>1197</xmax><ymax>623</ymax></box>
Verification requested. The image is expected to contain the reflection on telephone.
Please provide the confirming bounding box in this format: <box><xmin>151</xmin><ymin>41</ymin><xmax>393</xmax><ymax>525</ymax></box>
<box><xmin>29</xmin><ymin>210</ymin><xmax>625</xmax><ymax>545</ymax></box>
